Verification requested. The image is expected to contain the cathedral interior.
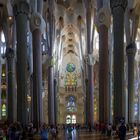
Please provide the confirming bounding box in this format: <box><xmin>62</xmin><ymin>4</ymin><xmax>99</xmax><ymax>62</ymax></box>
<box><xmin>0</xmin><ymin>0</ymin><xmax>140</xmax><ymax>136</ymax></box>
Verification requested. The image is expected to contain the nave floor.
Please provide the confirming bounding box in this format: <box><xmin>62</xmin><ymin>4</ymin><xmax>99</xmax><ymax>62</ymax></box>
<box><xmin>48</xmin><ymin>129</ymin><xmax>135</xmax><ymax>140</ymax></box>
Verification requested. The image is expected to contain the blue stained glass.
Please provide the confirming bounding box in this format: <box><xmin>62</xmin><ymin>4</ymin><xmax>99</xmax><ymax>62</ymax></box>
<box><xmin>66</xmin><ymin>63</ymin><xmax>75</xmax><ymax>72</ymax></box>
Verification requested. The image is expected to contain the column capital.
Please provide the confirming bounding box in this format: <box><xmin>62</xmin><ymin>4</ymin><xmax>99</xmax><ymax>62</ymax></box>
<box><xmin>30</xmin><ymin>12</ymin><xmax>46</xmax><ymax>34</ymax></box>
<box><xmin>13</xmin><ymin>1</ymin><xmax>30</xmax><ymax>18</ymax></box>
<box><xmin>47</xmin><ymin>56</ymin><xmax>56</xmax><ymax>67</ymax></box>
<box><xmin>126</xmin><ymin>42</ymin><xmax>137</xmax><ymax>56</ymax></box>
<box><xmin>5</xmin><ymin>48</ymin><xmax>15</xmax><ymax>59</ymax></box>
<box><xmin>85</xmin><ymin>54</ymin><xmax>95</xmax><ymax>66</ymax></box>
<box><xmin>95</xmin><ymin>6</ymin><xmax>111</xmax><ymax>28</ymax></box>
<box><xmin>110</xmin><ymin>0</ymin><xmax>127</xmax><ymax>11</ymax></box>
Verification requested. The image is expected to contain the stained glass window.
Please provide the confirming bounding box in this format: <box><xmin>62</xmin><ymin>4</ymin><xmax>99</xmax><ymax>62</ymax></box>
<box><xmin>64</xmin><ymin>73</ymin><xmax>77</xmax><ymax>87</ymax></box>
<box><xmin>2</xmin><ymin>104</ymin><xmax>6</xmax><ymax>117</ymax></box>
<box><xmin>66</xmin><ymin>115</ymin><xmax>71</xmax><ymax>124</ymax></box>
<box><xmin>66</xmin><ymin>115</ymin><xmax>76</xmax><ymax>124</ymax></box>
<box><xmin>66</xmin><ymin>63</ymin><xmax>75</xmax><ymax>72</ymax></box>
<box><xmin>72</xmin><ymin>115</ymin><xmax>76</xmax><ymax>124</ymax></box>
<box><xmin>0</xmin><ymin>31</ymin><xmax>6</xmax><ymax>55</ymax></box>
<box><xmin>64</xmin><ymin>63</ymin><xmax>77</xmax><ymax>92</ymax></box>
<box><xmin>1</xmin><ymin>31</ymin><xmax>5</xmax><ymax>43</ymax></box>
<box><xmin>66</xmin><ymin>96</ymin><xmax>77</xmax><ymax>112</ymax></box>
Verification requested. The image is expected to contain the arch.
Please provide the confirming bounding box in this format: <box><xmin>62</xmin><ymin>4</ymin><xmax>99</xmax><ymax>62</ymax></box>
<box><xmin>66</xmin><ymin>114</ymin><xmax>76</xmax><ymax>124</ymax></box>
<box><xmin>66</xmin><ymin>115</ymin><xmax>71</xmax><ymax>124</ymax></box>
<box><xmin>72</xmin><ymin>115</ymin><xmax>76</xmax><ymax>124</ymax></box>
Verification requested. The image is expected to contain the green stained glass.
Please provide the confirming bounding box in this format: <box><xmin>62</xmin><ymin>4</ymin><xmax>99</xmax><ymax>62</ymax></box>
<box><xmin>64</xmin><ymin>72</ymin><xmax>78</xmax><ymax>88</ymax></box>
<box><xmin>66</xmin><ymin>63</ymin><xmax>75</xmax><ymax>72</ymax></box>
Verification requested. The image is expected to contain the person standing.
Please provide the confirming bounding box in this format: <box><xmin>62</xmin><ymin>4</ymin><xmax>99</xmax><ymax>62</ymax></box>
<box><xmin>118</xmin><ymin>122</ymin><xmax>126</xmax><ymax>140</ymax></box>
<box><xmin>107</xmin><ymin>123</ymin><xmax>112</xmax><ymax>137</ymax></box>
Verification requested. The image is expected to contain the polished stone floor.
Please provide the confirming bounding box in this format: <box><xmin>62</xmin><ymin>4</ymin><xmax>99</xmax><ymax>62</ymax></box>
<box><xmin>48</xmin><ymin>129</ymin><xmax>135</xmax><ymax>140</ymax></box>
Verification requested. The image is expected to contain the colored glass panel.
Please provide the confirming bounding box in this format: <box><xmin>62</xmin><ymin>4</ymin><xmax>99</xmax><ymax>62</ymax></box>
<box><xmin>2</xmin><ymin>104</ymin><xmax>6</xmax><ymax>117</ymax></box>
<box><xmin>66</xmin><ymin>63</ymin><xmax>75</xmax><ymax>72</ymax></box>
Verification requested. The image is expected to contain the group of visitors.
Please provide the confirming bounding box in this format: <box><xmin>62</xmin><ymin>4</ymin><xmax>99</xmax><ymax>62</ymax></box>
<box><xmin>0</xmin><ymin>121</ymin><xmax>59</xmax><ymax>140</ymax></box>
<box><xmin>94</xmin><ymin>121</ymin><xmax>127</xmax><ymax>140</ymax></box>
<box><xmin>0</xmin><ymin>122</ymin><xmax>79</xmax><ymax>140</ymax></box>
<box><xmin>94</xmin><ymin>120</ymin><xmax>140</xmax><ymax>140</ymax></box>
<box><xmin>66</xmin><ymin>124</ymin><xmax>79</xmax><ymax>140</ymax></box>
<box><xmin>0</xmin><ymin>120</ymin><xmax>140</xmax><ymax>140</ymax></box>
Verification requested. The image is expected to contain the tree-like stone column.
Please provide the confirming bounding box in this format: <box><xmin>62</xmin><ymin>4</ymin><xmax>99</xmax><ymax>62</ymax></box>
<box><xmin>126</xmin><ymin>43</ymin><xmax>136</xmax><ymax>123</ymax></box>
<box><xmin>30</xmin><ymin>13</ymin><xmax>45</xmax><ymax>129</ymax></box>
<box><xmin>5</xmin><ymin>48</ymin><xmax>16</xmax><ymax>123</ymax></box>
<box><xmin>97</xmin><ymin>1</ymin><xmax>111</xmax><ymax>123</ymax></box>
<box><xmin>54</xmin><ymin>78</ymin><xmax>57</xmax><ymax>124</ymax></box>
<box><xmin>3</xmin><ymin>19</ymin><xmax>17</xmax><ymax>123</ymax></box>
<box><xmin>84</xmin><ymin>0</ymin><xmax>94</xmax><ymax>129</ymax></box>
<box><xmin>85</xmin><ymin>79</ymin><xmax>88</xmax><ymax>125</ymax></box>
<box><xmin>110</xmin><ymin>0</ymin><xmax>127</xmax><ymax>123</ymax></box>
<box><xmin>138</xmin><ymin>80</ymin><xmax>140</xmax><ymax>123</ymax></box>
<box><xmin>0</xmin><ymin>36</ymin><xmax>2</xmax><ymax>120</ymax></box>
<box><xmin>13</xmin><ymin>1</ymin><xmax>30</xmax><ymax>125</ymax></box>
<box><xmin>47</xmin><ymin>0</ymin><xmax>55</xmax><ymax>126</ymax></box>
<box><xmin>125</xmin><ymin>9</ymin><xmax>139</xmax><ymax>124</ymax></box>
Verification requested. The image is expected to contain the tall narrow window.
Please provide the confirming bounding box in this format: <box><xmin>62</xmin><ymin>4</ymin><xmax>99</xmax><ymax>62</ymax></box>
<box><xmin>72</xmin><ymin>115</ymin><xmax>76</xmax><ymax>124</ymax></box>
<box><xmin>1</xmin><ymin>31</ymin><xmax>6</xmax><ymax>55</ymax></box>
<box><xmin>2</xmin><ymin>104</ymin><xmax>6</xmax><ymax>117</ymax></box>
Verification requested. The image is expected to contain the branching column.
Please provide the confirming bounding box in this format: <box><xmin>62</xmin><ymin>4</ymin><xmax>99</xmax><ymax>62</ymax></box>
<box><xmin>97</xmin><ymin>3</ymin><xmax>110</xmax><ymax>123</ymax></box>
<box><xmin>126</xmin><ymin>43</ymin><xmax>136</xmax><ymax>123</ymax></box>
<box><xmin>0</xmin><ymin>39</ymin><xmax>2</xmax><ymax>120</ymax></box>
<box><xmin>138</xmin><ymin>82</ymin><xmax>140</xmax><ymax>123</ymax></box>
<box><xmin>85</xmin><ymin>0</ymin><xmax>94</xmax><ymax>128</ymax></box>
<box><xmin>30</xmin><ymin>13</ymin><xmax>45</xmax><ymax>129</ymax></box>
<box><xmin>13</xmin><ymin>1</ymin><xmax>30</xmax><ymax>125</ymax></box>
<box><xmin>85</xmin><ymin>79</ymin><xmax>88</xmax><ymax>125</ymax></box>
<box><xmin>54</xmin><ymin>79</ymin><xmax>57</xmax><ymax>124</ymax></box>
<box><xmin>48</xmin><ymin>0</ymin><xmax>55</xmax><ymax>126</ymax></box>
<box><xmin>5</xmin><ymin>48</ymin><xmax>16</xmax><ymax>123</ymax></box>
<box><xmin>125</xmin><ymin>10</ymin><xmax>139</xmax><ymax>124</ymax></box>
<box><xmin>110</xmin><ymin>0</ymin><xmax>127</xmax><ymax>123</ymax></box>
<box><xmin>3</xmin><ymin>19</ymin><xmax>17</xmax><ymax>123</ymax></box>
